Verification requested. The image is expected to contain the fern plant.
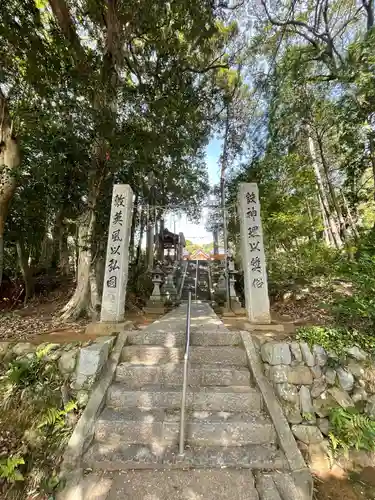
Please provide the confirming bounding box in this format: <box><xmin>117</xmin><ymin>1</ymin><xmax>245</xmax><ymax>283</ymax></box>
<box><xmin>0</xmin><ymin>456</ymin><xmax>25</xmax><ymax>483</ymax></box>
<box><xmin>329</xmin><ymin>407</ymin><xmax>375</xmax><ymax>455</ymax></box>
<box><xmin>38</xmin><ymin>401</ymin><xmax>77</xmax><ymax>430</ymax></box>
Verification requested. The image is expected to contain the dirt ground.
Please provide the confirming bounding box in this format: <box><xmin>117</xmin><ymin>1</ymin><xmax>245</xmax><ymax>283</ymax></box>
<box><xmin>0</xmin><ymin>287</ymin><xmax>158</xmax><ymax>343</ymax></box>
<box><xmin>314</xmin><ymin>468</ymin><xmax>375</xmax><ymax>499</ymax></box>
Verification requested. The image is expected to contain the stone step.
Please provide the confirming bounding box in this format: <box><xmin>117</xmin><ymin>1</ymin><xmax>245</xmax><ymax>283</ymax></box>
<box><xmin>126</xmin><ymin>330</ymin><xmax>241</xmax><ymax>346</ymax></box>
<box><xmin>121</xmin><ymin>345</ymin><xmax>247</xmax><ymax>366</ymax></box>
<box><xmin>107</xmin><ymin>383</ymin><xmax>262</xmax><ymax>412</ymax></box>
<box><xmin>256</xmin><ymin>474</ymin><xmax>282</xmax><ymax>500</ymax></box>
<box><xmin>95</xmin><ymin>408</ymin><xmax>276</xmax><ymax>447</ymax></box>
<box><xmin>116</xmin><ymin>363</ymin><xmax>251</xmax><ymax>387</ymax></box>
<box><xmin>84</xmin><ymin>442</ymin><xmax>287</xmax><ymax>471</ymax></box>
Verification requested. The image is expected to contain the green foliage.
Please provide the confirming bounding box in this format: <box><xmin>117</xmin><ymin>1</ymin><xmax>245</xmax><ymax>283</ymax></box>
<box><xmin>0</xmin><ymin>348</ymin><xmax>76</xmax><ymax>497</ymax></box>
<box><xmin>296</xmin><ymin>325</ymin><xmax>375</xmax><ymax>356</ymax></box>
<box><xmin>38</xmin><ymin>401</ymin><xmax>77</xmax><ymax>430</ymax></box>
<box><xmin>332</xmin><ymin>236</ymin><xmax>375</xmax><ymax>332</ymax></box>
<box><xmin>267</xmin><ymin>242</ymin><xmax>340</xmax><ymax>296</ymax></box>
<box><xmin>0</xmin><ymin>456</ymin><xmax>25</xmax><ymax>483</ymax></box>
<box><xmin>329</xmin><ymin>407</ymin><xmax>375</xmax><ymax>455</ymax></box>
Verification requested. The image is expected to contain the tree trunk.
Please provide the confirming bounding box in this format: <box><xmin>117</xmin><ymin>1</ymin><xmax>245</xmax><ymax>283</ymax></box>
<box><xmin>60</xmin><ymin>206</ymin><xmax>96</xmax><ymax>320</ymax></box>
<box><xmin>341</xmin><ymin>190</ymin><xmax>360</xmax><ymax>239</ymax></box>
<box><xmin>59</xmin><ymin>232</ymin><xmax>70</xmax><ymax>276</ymax></box>
<box><xmin>306</xmin><ymin>200</ymin><xmax>317</xmax><ymax>241</ymax></box>
<box><xmin>16</xmin><ymin>240</ymin><xmax>34</xmax><ymax>304</ymax></box>
<box><xmin>129</xmin><ymin>192</ymin><xmax>139</xmax><ymax>262</ymax></box>
<box><xmin>319</xmin><ymin>195</ymin><xmax>334</xmax><ymax>246</ymax></box>
<box><xmin>316</xmin><ymin>134</ymin><xmax>348</xmax><ymax>241</ymax></box>
<box><xmin>136</xmin><ymin>209</ymin><xmax>146</xmax><ymax>267</ymax></box>
<box><xmin>0</xmin><ymin>92</ymin><xmax>20</xmax><ymax>287</ymax></box>
<box><xmin>39</xmin><ymin>226</ymin><xmax>54</xmax><ymax>271</ymax></box>
<box><xmin>368</xmin><ymin>132</ymin><xmax>375</xmax><ymax>202</ymax></box>
<box><xmin>308</xmin><ymin>135</ymin><xmax>342</xmax><ymax>248</ymax></box>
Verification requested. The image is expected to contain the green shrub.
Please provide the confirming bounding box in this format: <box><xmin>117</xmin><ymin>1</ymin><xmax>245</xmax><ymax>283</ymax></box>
<box><xmin>267</xmin><ymin>241</ymin><xmax>340</xmax><ymax>298</ymax></box>
<box><xmin>332</xmin><ymin>251</ymin><xmax>375</xmax><ymax>333</ymax></box>
<box><xmin>329</xmin><ymin>407</ymin><xmax>375</xmax><ymax>455</ymax></box>
<box><xmin>296</xmin><ymin>324</ymin><xmax>375</xmax><ymax>356</ymax></box>
<box><xmin>0</xmin><ymin>346</ymin><xmax>77</xmax><ymax>498</ymax></box>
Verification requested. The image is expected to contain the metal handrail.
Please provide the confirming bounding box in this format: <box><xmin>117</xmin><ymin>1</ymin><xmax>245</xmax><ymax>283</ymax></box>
<box><xmin>195</xmin><ymin>259</ymin><xmax>198</xmax><ymax>302</ymax></box>
<box><xmin>177</xmin><ymin>260</ymin><xmax>188</xmax><ymax>302</ymax></box>
<box><xmin>179</xmin><ymin>290</ymin><xmax>192</xmax><ymax>455</ymax></box>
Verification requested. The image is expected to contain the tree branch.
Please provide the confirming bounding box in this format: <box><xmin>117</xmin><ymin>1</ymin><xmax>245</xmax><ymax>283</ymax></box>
<box><xmin>48</xmin><ymin>0</ymin><xmax>83</xmax><ymax>55</ymax></box>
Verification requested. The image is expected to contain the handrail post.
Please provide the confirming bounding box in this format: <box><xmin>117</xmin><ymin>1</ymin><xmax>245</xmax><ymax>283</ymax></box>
<box><xmin>195</xmin><ymin>259</ymin><xmax>198</xmax><ymax>302</ymax></box>
<box><xmin>179</xmin><ymin>290</ymin><xmax>192</xmax><ymax>456</ymax></box>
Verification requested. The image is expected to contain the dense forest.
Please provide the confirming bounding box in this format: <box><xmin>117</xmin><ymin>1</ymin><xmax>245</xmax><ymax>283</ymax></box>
<box><xmin>2</xmin><ymin>2</ymin><xmax>375</xmax><ymax>498</ymax></box>
<box><xmin>1</xmin><ymin>0</ymin><xmax>375</xmax><ymax>339</ymax></box>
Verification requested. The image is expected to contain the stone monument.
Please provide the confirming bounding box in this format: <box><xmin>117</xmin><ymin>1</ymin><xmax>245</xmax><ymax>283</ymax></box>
<box><xmin>100</xmin><ymin>184</ymin><xmax>134</xmax><ymax>323</ymax></box>
<box><xmin>238</xmin><ymin>183</ymin><xmax>271</xmax><ymax>323</ymax></box>
<box><xmin>144</xmin><ymin>265</ymin><xmax>166</xmax><ymax>314</ymax></box>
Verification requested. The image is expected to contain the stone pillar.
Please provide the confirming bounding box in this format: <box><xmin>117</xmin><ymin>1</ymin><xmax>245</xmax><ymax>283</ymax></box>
<box><xmin>238</xmin><ymin>183</ymin><xmax>270</xmax><ymax>324</ymax></box>
<box><xmin>101</xmin><ymin>184</ymin><xmax>134</xmax><ymax>322</ymax></box>
<box><xmin>227</xmin><ymin>259</ymin><xmax>242</xmax><ymax>313</ymax></box>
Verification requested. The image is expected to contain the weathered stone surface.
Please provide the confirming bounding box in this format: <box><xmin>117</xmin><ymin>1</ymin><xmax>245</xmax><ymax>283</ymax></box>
<box><xmin>300</xmin><ymin>343</ymin><xmax>315</xmax><ymax>367</ymax></box>
<box><xmin>310</xmin><ymin>365</ymin><xmax>322</xmax><ymax>379</ymax></box>
<box><xmin>261</xmin><ymin>343</ymin><xmax>291</xmax><ymax>366</ymax></box>
<box><xmin>317</xmin><ymin>418</ymin><xmax>329</xmax><ymax>436</ymax></box>
<box><xmin>313</xmin><ymin>345</ymin><xmax>328</xmax><ymax>367</ymax></box>
<box><xmin>352</xmin><ymin>387</ymin><xmax>368</xmax><ymax>403</ymax></box>
<box><xmin>77</xmin><ymin>390</ymin><xmax>89</xmax><ymax>408</ymax></box>
<box><xmin>58</xmin><ymin>350</ymin><xmax>78</xmax><ymax>374</ymax></box>
<box><xmin>282</xmin><ymin>403</ymin><xmax>302</xmax><ymax>424</ymax></box>
<box><xmin>269</xmin><ymin>365</ymin><xmax>289</xmax><ymax>384</ymax></box>
<box><xmin>12</xmin><ymin>342</ymin><xmax>35</xmax><ymax>357</ymax></box>
<box><xmin>347</xmin><ymin>360</ymin><xmax>365</xmax><ymax>379</ymax></box>
<box><xmin>290</xmin><ymin>343</ymin><xmax>302</xmax><ymax>363</ymax></box>
<box><xmin>308</xmin><ymin>441</ymin><xmax>331</xmax><ymax>472</ymax></box>
<box><xmin>363</xmin><ymin>367</ymin><xmax>375</xmax><ymax>393</ymax></box>
<box><xmin>275</xmin><ymin>383</ymin><xmax>299</xmax><ymax>404</ymax></box>
<box><xmin>346</xmin><ymin>346</ymin><xmax>368</xmax><ymax>361</ymax></box>
<box><xmin>365</xmin><ymin>395</ymin><xmax>375</xmax><ymax>418</ymax></box>
<box><xmin>288</xmin><ymin>366</ymin><xmax>313</xmax><ymax>386</ymax></box>
<box><xmin>311</xmin><ymin>379</ymin><xmax>327</xmax><ymax>399</ymax></box>
<box><xmin>336</xmin><ymin>367</ymin><xmax>354</xmax><ymax>392</ymax></box>
<box><xmin>328</xmin><ymin>387</ymin><xmax>354</xmax><ymax>408</ymax></box>
<box><xmin>325</xmin><ymin>368</ymin><xmax>336</xmax><ymax>385</ymax></box>
<box><xmin>101</xmin><ymin>184</ymin><xmax>134</xmax><ymax>322</ymax></box>
<box><xmin>86</xmin><ymin>321</ymin><xmax>130</xmax><ymax>336</ymax></box>
<box><xmin>238</xmin><ymin>183</ymin><xmax>271</xmax><ymax>324</ymax></box>
<box><xmin>269</xmin><ymin>365</ymin><xmax>313</xmax><ymax>385</ymax></box>
<box><xmin>291</xmin><ymin>425</ymin><xmax>324</xmax><ymax>444</ymax></box>
<box><xmin>299</xmin><ymin>386</ymin><xmax>315</xmax><ymax>422</ymax></box>
<box><xmin>313</xmin><ymin>393</ymin><xmax>337</xmax><ymax>417</ymax></box>
<box><xmin>74</xmin><ymin>337</ymin><xmax>114</xmax><ymax>389</ymax></box>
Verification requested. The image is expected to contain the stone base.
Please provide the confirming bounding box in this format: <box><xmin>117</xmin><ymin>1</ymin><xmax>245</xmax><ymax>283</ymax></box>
<box><xmin>244</xmin><ymin>322</ymin><xmax>285</xmax><ymax>332</ymax></box>
<box><xmin>144</xmin><ymin>301</ymin><xmax>166</xmax><ymax>315</ymax></box>
<box><xmin>85</xmin><ymin>321</ymin><xmax>133</xmax><ymax>336</ymax></box>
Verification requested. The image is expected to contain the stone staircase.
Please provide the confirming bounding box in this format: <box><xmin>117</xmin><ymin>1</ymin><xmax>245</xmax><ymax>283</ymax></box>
<box><xmin>83</xmin><ymin>303</ymin><xmax>309</xmax><ymax>499</ymax></box>
<box><xmin>181</xmin><ymin>260</ymin><xmax>210</xmax><ymax>301</ymax></box>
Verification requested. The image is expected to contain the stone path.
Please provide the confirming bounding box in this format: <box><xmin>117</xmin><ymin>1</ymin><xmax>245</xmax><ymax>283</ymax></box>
<box><xmin>81</xmin><ymin>303</ymin><xmax>309</xmax><ymax>499</ymax></box>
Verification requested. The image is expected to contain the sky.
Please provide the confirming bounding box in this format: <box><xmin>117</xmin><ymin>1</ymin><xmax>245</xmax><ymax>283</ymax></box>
<box><xmin>165</xmin><ymin>138</ymin><xmax>222</xmax><ymax>245</ymax></box>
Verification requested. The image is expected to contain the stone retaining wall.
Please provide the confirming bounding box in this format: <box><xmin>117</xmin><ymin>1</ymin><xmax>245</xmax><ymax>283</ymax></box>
<box><xmin>257</xmin><ymin>339</ymin><xmax>375</xmax><ymax>468</ymax></box>
<box><xmin>0</xmin><ymin>336</ymin><xmax>116</xmax><ymax>408</ymax></box>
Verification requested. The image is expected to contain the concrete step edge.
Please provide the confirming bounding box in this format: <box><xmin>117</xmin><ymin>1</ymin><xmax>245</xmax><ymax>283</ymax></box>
<box><xmin>84</xmin><ymin>443</ymin><xmax>288</xmax><ymax>471</ymax></box>
<box><xmin>97</xmin><ymin>407</ymin><xmax>272</xmax><ymax>424</ymax></box>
